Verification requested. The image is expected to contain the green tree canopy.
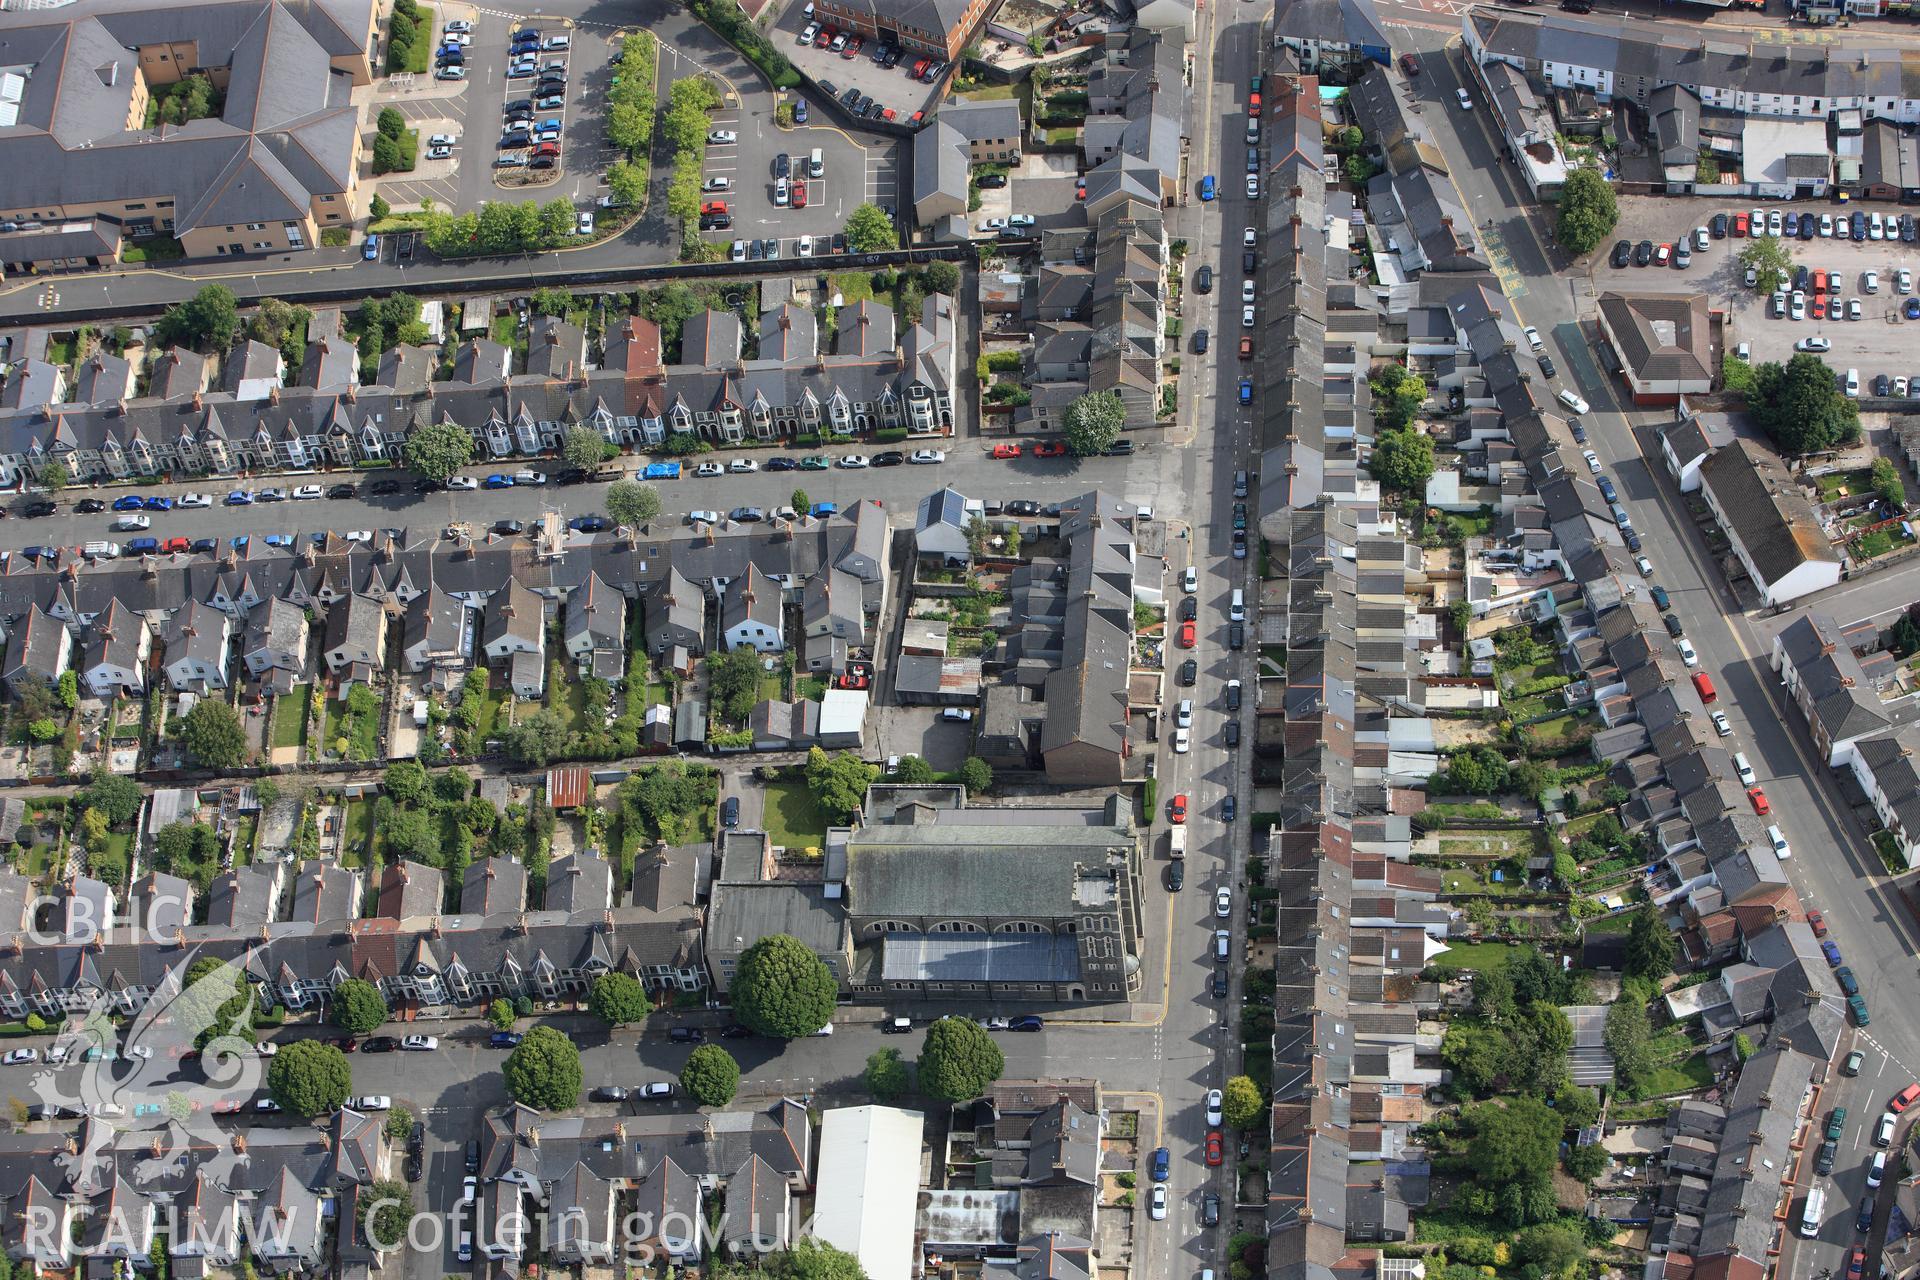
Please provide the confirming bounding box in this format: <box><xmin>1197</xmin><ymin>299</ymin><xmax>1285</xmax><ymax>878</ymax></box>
<box><xmin>918</xmin><ymin>1017</ymin><xmax>1006</xmax><ymax>1102</ymax></box>
<box><xmin>79</xmin><ymin>768</ymin><xmax>143</xmax><ymax>826</ymax></box>
<box><xmin>892</xmin><ymin>755</ymin><xmax>937</xmax><ymax>784</ymax></box>
<box><xmin>708</xmin><ymin>647</ymin><xmax>764</xmax><ymax>723</ymax></box>
<box><xmin>606</xmin><ymin>160</ymin><xmax>647</xmax><ymax>207</ymax></box>
<box><xmin>330</xmin><ymin>978</ymin><xmax>389</xmax><ymax>1034</ymax></box>
<box><xmin>180</xmin><ymin>699</ymin><xmax>248</xmax><ymax>770</ymax></box>
<box><xmin>1368</xmin><ymin>427</ymin><xmax>1434</xmax><ymax>494</ymax></box>
<box><xmin>1516</xmin><ymin>1220</ymin><xmax>1589</xmax><ymax>1279</ymax></box>
<box><xmin>588</xmin><ymin>972</ymin><xmax>652</xmax><ymax>1026</ymax></box>
<box><xmin>1463</xmin><ymin>1096</ymin><xmax>1564</xmax><ymax>1225</ymax></box>
<box><xmin>155</xmin><ymin>285</ymin><xmax>240</xmax><ymax>352</ymax></box>
<box><xmin>960</xmin><ymin>757</ymin><xmax>993</xmax><ymax>794</ymax></box>
<box><xmin>1369</xmin><ymin>362</ymin><xmax>1428</xmax><ymax>431</ymax></box>
<box><xmin>923</xmin><ymin>261</ymin><xmax>961</xmax><ymax>295</ymax></box>
<box><xmin>864</xmin><ymin>1048</ymin><xmax>908</xmax><ymax>1100</ymax></box>
<box><xmin>605</xmin><ymin>480</ymin><xmax>662</xmax><ymax>528</ymax></box>
<box><xmin>680</xmin><ymin>1044</ymin><xmax>742</xmax><ymax>1106</ymax></box>
<box><xmin>1064</xmin><ymin>391</ymin><xmax>1125</xmax><ymax>457</ymax></box>
<box><xmin>1441</xmin><ymin>745</ymin><xmax>1510</xmax><ymax>795</ymax></box>
<box><xmin>1555</xmin><ymin>166</ymin><xmax>1619</xmax><ymax>256</ymax></box>
<box><xmin>1625</xmin><ymin>904</ymin><xmax>1677</xmax><ymax>982</ymax></box>
<box><xmin>382</xmin><ymin>760</ymin><xmax>428</xmax><ymax>808</ymax></box>
<box><xmin>1737</xmin><ymin>235</ymin><xmax>1795</xmax><ymax>295</ymax></box>
<box><xmin>761</xmin><ymin>1241</ymin><xmax>872</xmax><ymax>1280</ymax></box>
<box><xmin>503</xmin><ymin>1026</ymin><xmax>582</xmax><ymax>1110</ymax></box>
<box><xmin>39</xmin><ymin>461</ymin><xmax>69</xmax><ymax>492</ymax></box>
<box><xmin>843</xmin><ymin>203</ymin><xmax>897</xmax><ymax>252</ymax></box>
<box><xmin>1749</xmin><ymin>353</ymin><xmax>1861</xmax><ymax>455</ymax></box>
<box><xmin>266</xmin><ymin>1040</ymin><xmax>352</xmax><ymax>1117</ymax></box>
<box><xmin>732</xmin><ymin>934</ymin><xmax>837</xmax><ymax>1038</ymax></box>
<box><xmin>403</xmin><ymin>420</ymin><xmax>476</xmax><ymax>484</ymax></box>
<box><xmin>563</xmin><ymin>425</ymin><xmax>612</xmax><ymax>471</ymax></box>
<box><xmin>487</xmin><ymin>999</ymin><xmax>516</xmax><ymax>1030</ymax></box>
<box><xmin>1221</xmin><ymin>1075</ymin><xmax>1265</xmax><ymax>1128</ymax></box>
<box><xmin>1604</xmin><ymin>995</ymin><xmax>1654</xmax><ymax>1094</ymax></box>
<box><xmin>806</xmin><ymin>747</ymin><xmax>879</xmax><ymax>824</ymax></box>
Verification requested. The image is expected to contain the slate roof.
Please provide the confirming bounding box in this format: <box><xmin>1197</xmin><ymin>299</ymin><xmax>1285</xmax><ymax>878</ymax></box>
<box><xmin>1272</xmin><ymin>0</ymin><xmax>1388</xmax><ymax>46</ymax></box>
<box><xmin>1600</xmin><ymin>292</ymin><xmax>1713</xmax><ymax>383</ymax></box>
<box><xmin>461</xmin><ymin>856</ymin><xmax>527</xmax><ymax>917</ymax></box>
<box><xmin>1700</xmin><ymin>439</ymin><xmax>1839</xmax><ymax>587</ymax></box>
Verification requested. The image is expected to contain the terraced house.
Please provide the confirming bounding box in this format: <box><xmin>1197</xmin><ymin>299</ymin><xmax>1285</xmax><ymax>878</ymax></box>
<box><xmin>0</xmin><ymin>295</ymin><xmax>957</xmax><ymax>486</ymax></box>
<box><xmin>0</xmin><ymin>0</ymin><xmax>375</xmax><ymax>269</ymax></box>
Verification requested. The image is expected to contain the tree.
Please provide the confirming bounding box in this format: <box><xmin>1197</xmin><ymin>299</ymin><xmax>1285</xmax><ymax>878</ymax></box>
<box><xmin>331</xmin><ymin>978</ymin><xmax>389</xmax><ymax>1034</ymax></box>
<box><xmin>790</xmin><ymin>488</ymin><xmax>811</xmax><ymax>516</ymax></box>
<box><xmin>1507</xmin><ymin>1004</ymin><xmax>1575</xmax><ymax>1094</ymax></box>
<box><xmin>1369</xmin><ymin>427</ymin><xmax>1434</xmax><ymax>495</ymax></box>
<box><xmin>1464</xmin><ymin>1096</ymin><xmax>1564</xmax><ymax>1225</ymax></box>
<box><xmin>266</xmin><ymin>1040</ymin><xmax>352</xmax><ymax>1117</ymax></box>
<box><xmin>382</xmin><ymin>760</ymin><xmax>428</xmax><ymax>808</ymax></box>
<box><xmin>1369</xmin><ymin>362</ymin><xmax>1428</xmax><ymax>431</ymax></box>
<box><xmin>732</xmin><ymin>934</ymin><xmax>837</xmax><ymax>1038</ymax></box>
<box><xmin>1734</xmin><ymin>1032</ymin><xmax>1756</xmax><ymax>1062</ymax></box>
<box><xmin>487</xmin><ymin>999</ymin><xmax>516</xmax><ymax>1031</ymax></box>
<box><xmin>1562</xmin><ymin>1142</ymin><xmax>1608</xmax><ymax>1183</ymax></box>
<box><xmin>55</xmin><ymin>671</ymin><xmax>77</xmax><ymax>711</ymax></box>
<box><xmin>503</xmin><ymin>1026</ymin><xmax>582</xmax><ymax>1110</ymax></box>
<box><xmin>606</xmin><ymin>160</ymin><xmax>647</xmax><ymax>207</ymax></box>
<box><xmin>385</xmin><ymin>1105</ymin><xmax>414</xmax><ymax>1142</ymax></box>
<box><xmin>1064</xmin><ymin>391</ymin><xmax>1125</xmax><ymax>457</ymax></box>
<box><xmin>1604</xmin><ymin>996</ymin><xmax>1654</xmax><ymax>1094</ymax></box>
<box><xmin>369</xmin><ymin>194</ymin><xmax>391</xmax><ymax>222</ymax></box>
<box><xmin>1722</xmin><ymin>354</ymin><xmax>1756</xmax><ymax>395</ymax></box>
<box><xmin>588</xmin><ymin>972</ymin><xmax>651</xmax><ymax>1026</ymax></box>
<box><xmin>1472</xmin><ymin>968</ymin><xmax>1516</xmax><ymax>1022</ymax></box>
<box><xmin>708</xmin><ymin>647</ymin><xmax>764</xmax><ymax>723</ymax></box>
<box><xmin>843</xmin><ymin>203</ymin><xmax>897</xmax><ymax>252</ymax></box>
<box><xmin>1624</xmin><ymin>904</ymin><xmax>1676</xmax><ymax>982</ymax></box>
<box><xmin>892</xmin><ymin>755</ymin><xmax>937</xmax><ymax>783</ymax></box>
<box><xmin>402</xmin><ymin>420</ymin><xmax>476</xmax><ymax>484</ymax></box>
<box><xmin>1516</xmin><ymin>1220</ymin><xmax>1589</xmax><ymax>1278</ymax></box>
<box><xmin>1749</xmin><ymin>353</ymin><xmax>1861</xmax><ymax>455</ymax></box>
<box><xmin>358</xmin><ymin>1178</ymin><xmax>412</xmax><ymax>1251</ymax></box>
<box><xmin>1221</xmin><ymin>1075</ymin><xmax>1265</xmax><ymax>1129</ymax></box>
<box><xmin>172</xmin><ymin>956</ymin><xmax>256</xmax><ymax>1052</ymax></box>
<box><xmin>1556</xmin><ymin>1085</ymin><xmax>1601</xmax><ymax>1132</ymax></box>
<box><xmin>81</xmin><ymin>768</ymin><xmax>143</xmax><ymax>826</ymax></box>
<box><xmin>1442</xmin><ymin>746</ymin><xmax>1509</xmax><ymax>795</ymax></box>
<box><xmin>763</xmin><ymin>1241</ymin><xmax>872</xmax><ymax>1280</ymax></box>
<box><xmin>960</xmin><ymin>757</ymin><xmax>993</xmax><ymax>795</ymax></box>
<box><xmin>1873</xmin><ymin>457</ymin><xmax>1908</xmax><ymax>509</ymax></box>
<box><xmin>864</xmin><ymin>1047</ymin><xmax>908</xmax><ymax>1100</ymax></box>
<box><xmin>39</xmin><ymin>461</ymin><xmax>69</xmax><ymax>493</ymax></box>
<box><xmin>923</xmin><ymin>261</ymin><xmax>961</xmax><ymax>295</ymax></box>
<box><xmin>1555</xmin><ymin>166</ymin><xmax>1619</xmax><ymax>256</ymax></box>
<box><xmin>680</xmin><ymin>1045</ymin><xmax>741</xmax><ymax>1107</ymax></box>
<box><xmin>562</xmin><ymin>425</ymin><xmax>611</xmax><ymax>473</ymax></box>
<box><xmin>918</xmin><ymin>1016</ymin><xmax>1006</xmax><ymax>1102</ymax></box>
<box><xmin>501</xmin><ymin>708</ymin><xmax>568</xmax><ymax>766</ymax></box>
<box><xmin>1737</xmin><ymin>234</ymin><xmax>1795</xmax><ymax>296</ymax></box>
<box><xmin>531</xmin><ymin>287</ymin><xmax>575</xmax><ymax>318</ymax></box>
<box><xmin>155</xmin><ymin>285</ymin><xmax>239</xmax><ymax>352</ymax></box>
<box><xmin>806</xmin><ymin>747</ymin><xmax>878</xmax><ymax>824</ymax></box>
<box><xmin>605</xmin><ymin>480</ymin><xmax>662</xmax><ymax>528</ymax></box>
<box><xmin>433</xmin><ymin>768</ymin><xmax>471</xmax><ymax>804</ymax></box>
<box><xmin>180</xmin><ymin>699</ymin><xmax>247</xmax><ymax>769</ymax></box>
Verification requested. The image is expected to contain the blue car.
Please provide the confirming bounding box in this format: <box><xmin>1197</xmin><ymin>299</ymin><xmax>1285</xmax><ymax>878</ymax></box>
<box><xmin>1238</xmin><ymin>379</ymin><xmax>1252</xmax><ymax>404</ymax></box>
<box><xmin>538</xmin><ymin>117</ymin><xmax>562</xmax><ymax>132</ymax></box>
<box><xmin>112</xmin><ymin>495</ymin><xmax>146</xmax><ymax>512</ymax></box>
<box><xmin>642</xmin><ymin>461</ymin><xmax>681</xmax><ymax>480</ymax></box>
<box><xmin>225</xmin><ymin>490</ymin><xmax>254</xmax><ymax>506</ymax></box>
<box><xmin>1149</xmin><ymin>1147</ymin><xmax>1170</xmax><ymax>1182</ymax></box>
<box><xmin>143</xmin><ymin>495</ymin><xmax>173</xmax><ymax>511</ymax></box>
<box><xmin>1009</xmin><ymin>1015</ymin><xmax>1044</xmax><ymax>1031</ymax></box>
<box><xmin>1905</xmin><ymin>298</ymin><xmax>1920</xmax><ymax>321</ymax></box>
<box><xmin>263</xmin><ymin>534</ymin><xmax>293</xmax><ymax>548</ymax></box>
<box><xmin>795</xmin><ymin>100</ymin><xmax>809</xmax><ymax>123</ymax></box>
<box><xmin>1199</xmin><ymin>175</ymin><xmax>1216</xmax><ymax>201</ymax></box>
<box><xmin>1860</xmin><ymin>1200</ymin><xmax>1876</xmax><ymax>1233</ymax></box>
<box><xmin>811</xmin><ymin>501</ymin><xmax>838</xmax><ymax>517</ymax></box>
<box><xmin>489</xmin><ymin>1031</ymin><xmax>524</xmax><ymax>1048</ymax></box>
<box><xmin>363</xmin><ymin>234</ymin><xmax>379</xmax><ymax>261</ymax></box>
<box><xmin>568</xmin><ymin>516</ymin><xmax>610</xmax><ymax>532</ymax></box>
<box><xmin>1597</xmin><ymin>476</ymin><xmax>1617</xmax><ymax>504</ymax></box>
<box><xmin>483</xmin><ymin>474</ymin><xmax>515</xmax><ymax>489</ymax></box>
<box><xmin>1823</xmin><ymin>939</ymin><xmax>1842</xmax><ymax>966</ymax></box>
<box><xmin>229</xmin><ymin>536</ymin><xmax>249</xmax><ymax>550</ymax></box>
<box><xmin>126</xmin><ymin>537</ymin><xmax>159</xmax><ymax>555</ymax></box>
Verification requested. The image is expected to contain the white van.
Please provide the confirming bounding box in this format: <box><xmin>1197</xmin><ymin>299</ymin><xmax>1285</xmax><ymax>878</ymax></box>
<box><xmin>1800</xmin><ymin>1186</ymin><xmax>1825</xmax><ymax>1237</ymax></box>
<box><xmin>809</xmin><ymin>147</ymin><xmax>824</xmax><ymax>178</ymax></box>
<box><xmin>1229</xmin><ymin>588</ymin><xmax>1245</xmax><ymax>622</ymax></box>
<box><xmin>81</xmin><ymin>541</ymin><xmax>120</xmax><ymax>559</ymax></box>
<box><xmin>1214</xmin><ymin>930</ymin><xmax>1231</xmax><ymax>962</ymax></box>
<box><xmin>1733</xmin><ymin>752</ymin><xmax>1755</xmax><ymax>785</ymax></box>
<box><xmin>1557</xmin><ymin>388</ymin><xmax>1590</xmax><ymax>415</ymax></box>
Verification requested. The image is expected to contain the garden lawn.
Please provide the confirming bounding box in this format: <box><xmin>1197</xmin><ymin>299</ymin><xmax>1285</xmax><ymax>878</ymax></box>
<box><xmin>402</xmin><ymin>7</ymin><xmax>434</xmax><ymax>72</ymax></box>
<box><xmin>341</xmin><ymin>798</ymin><xmax>378</xmax><ymax>868</ymax></box>
<box><xmin>1584</xmin><ymin>910</ymin><xmax>1638</xmax><ymax>934</ymax></box>
<box><xmin>470</xmin><ymin>677</ymin><xmax>511</xmax><ymax>743</ymax></box>
<box><xmin>762</xmin><ymin>779</ymin><xmax>826</xmax><ymax>854</ymax></box>
<box><xmin>271</xmin><ymin>687</ymin><xmax>310</xmax><ymax>749</ymax></box>
<box><xmin>1639</xmin><ymin>1054</ymin><xmax>1715</xmax><ymax>1095</ymax></box>
<box><xmin>548</xmin><ymin>675</ymin><xmax>586</xmax><ymax>733</ymax></box>
<box><xmin>829</xmin><ymin>273</ymin><xmax>875</xmax><ymax>306</ymax></box>
<box><xmin>1815</xmin><ymin>468</ymin><xmax>1874</xmax><ymax>502</ymax></box>
<box><xmin>1428</xmin><ymin>941</ymin><xmax>1518</xmax><ymax>972</ymax></box>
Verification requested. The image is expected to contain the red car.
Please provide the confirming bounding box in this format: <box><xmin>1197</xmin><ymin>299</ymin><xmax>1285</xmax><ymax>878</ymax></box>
<box><xmin>816</xmin><ymin>26</ymin><xmax>835</xmax><ymax>46</ymax></box>
<box><xmin>1205</xmin><ymin>1132</ymin><xmax>1224</xmax><ymax>1166</ymax></box>
<box><xmin>1732</xmin><ymin>211</ymin><xmax>1749</xmax><ymax>236</ymax></box>
<box><xmin>1170</xmin><ymin>794</ymin><xmax>1188</xmax><ymax>824</ymax></box>
<box><xmin>1033</xmin><ymin>441</ymin><xmax>1068</xmax><ymax>458</ymax></box>
<box><xmin>1892</xmin><ymin>1083</ymin><xmax>1920</xmax><ymax>1112</ymax></box>
<box><xmin>1399</xmin><ymin>52</ymin><xmax>1421</xmax><ymax>75</ymax></box>
<box><xmin>992</xmin><ymin>443</ymin><xmax>1022</xmax><ymax>459</ymax></box>
<box><xmin>1807</xmin><ymin>909</ymin><xmax>1827</xmax><ymax>938</ymax></box>
<box><xmin>843</xmin><ymin>35</ymin><xmax>862</xmax><ymax>56</ymax></box>
<box><xmin>1848</xmin><ymin>1248</ymin><xmax>1866</xmax><ymax>1280</ymax></box>
<box><xmin>1075</xmin><ymin>178</ymin><xmax>1087</xmax><ymax>201</ymax></box>
<box><xmin>1178</xmin><ymin>620</ymin><xmax>1196</xmax><ymax>649</ymax></box>
<box><xmin>1747</xmin><ymin>786</ymin><xmax>1769</xmax><ymax>815</ymax></box>
<box><xmin>793</xmin><ymin>180</ymin><xmax>808</xmax><ymax>208</ymax></box>
<box><xmin>161</xmin><ymin>536</ymin><xmax>190</xmax><ymax>553</ymax></box>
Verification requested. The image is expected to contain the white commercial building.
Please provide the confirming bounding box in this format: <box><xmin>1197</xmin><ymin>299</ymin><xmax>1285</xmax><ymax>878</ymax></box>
<box><xmin>814</xmin><ymin>1106</ymin><xmax>924</xmax><ymax>1280</ymax></box>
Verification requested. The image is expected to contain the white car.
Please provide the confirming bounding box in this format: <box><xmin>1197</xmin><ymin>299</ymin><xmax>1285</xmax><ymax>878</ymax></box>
<box><xmin>731</xmin><ymin>239</ymin><xmax>746</xmax><ymax>261</ymax></box>
<box><xmin>1008</xmin><ymin>214</ymin><xmax>1036</xmax><ymax>228</ymax></box>
<box><xmin>980</xmin><ymin>217</ymin><xmax>1007</xmax><ymax>232</ymax></box>
<box><xmin>254</xmin><ymin>1041</ymin><xmax>278</xmax><ymax>1057</ymax></box>
<box><xmin>639</xmin><ymin>1081</ymin><xmax>674</xmax><ymax>1100</ymax></box>
<box><xmin>445</xmin><ymin>18</ymin><xmax>473</xmax><ymax>31</ymax></box>
<box><xmin>112</xmin><ymin>514</ymin><xmax>151</xmax><ymax>532</ymax></box>
<box><xmin>511</xmin><ymin>469</ymin><xmax>546</xmax><ymax>485</ymax></box>
<box><xmin>727</xmin><ymin>458</ymin><xmax>759</xmax><ymax>474</ymax></box>
<box><xmin>1524</xmin><ymin>326</ymin><xmax>1544</xmax><ymax>351</ymax></box>
<box><xmin>1173</xmin><ymin>727</ymin><xmax>1190</xmax><ymax>754</ymax></box>
<box><xmin>1866</xmin><ymin>269</ymin><xmax>1881</xmax><ymax>294</ymax></box>
<box><xmin>1149</xmin><ymin>1185</ymin><xmax>1169</xmax><ymax>1220</ymax></box>
<box><xmin>427</xmin><ymin>133</ymin><xmax>458</xmax><ymax>148</ymax></box>
<box><xmin>1768</xmin><ymin>825</ymin><xmax>1791</xmax><ymax>860</ymax></box>
<box><xmin>1206</xmin><ymin>1089</ymin><xmax>1224</xmax><ymax>1126</ymax></box>
<box><xmin>400</xmin><ymin>1035</ymin><xmax>438</xmax><ymax>1052</ymax></box>
<box><xmin>797</xmin><ymin>235</ymin><xmax>814</xmax><ymax>257</ymax></box>
<box><xmin>1214</xmin><ymin>888</ymin><xmax>1231</xmax><ymax>920</ymax></box>
<box><xmin>1634</xmin><ymin>555</ymin><xmax>1653</xmax><ymax>578</ymax></box>
<box><xmin>1901</xmin><ymin>269</ymin><xmax>1914</xmax><ymax>295</ymax></box>
<box><xmin>434</xmin><ymin>65</ymin><xmax>465</xmax><ymax>79</ymax></box>
<box><xmin>1245</xmin><ymin>173</ymin><xmax>1259</xmax><ymax>198</ymax></box>
<box><xmin>427</xmin><ymin>144</ymin><xmax>452</xmax><ymax>160</ymax></box>
<box><xmin>44</xmin><ymin>1044</ymin><xmax>67</xmax><ymax>1064</ymax></box>
<box><xmin>1735</xmin><ymin>341</ymin><xmax>1750</xmax><ymax>361</ymax></box>
<box><xmin>702</xmin><ymin>177</ymin><xmax>732</xmax><ymax>192</ymax></box>
<box><xmin>1183</xmin><ymin>566</ymin><xmax>1198</xmax><ymax>593</ymax></box>
<box><xmin>343</xmin><ymin>530</ymin><xmax>373</xmax><ymax>543</ymax></box>
<box><xmin>695</xmin><ymin>461</ymin><xmax>725</xmax><ymax>477</ymax></box>
<box><xmin>1241</xmin><ymin>305</ymin><xmax>1255</xmax><ymax>329</ymax></box>
<box><xmin>708</xmin><ymin>130</ymin><xmax>737</xmax><ymax>144</ymax></box>
<box><xmin>799</xmin><ymin>21</ymin><xmax>819</xmax><ymax>42</ymax></box>
<box><xmin>908</xmin><ymin>449</ymin><xmax>946</xmax><ymax>464</ymax></box>
<box><xmin>1711</xmin><ymin>710</ymin><xmax>1733</xmax><ymax>737</ymax></box>
<box><xmin>90</xmin><ymin>1103</ymin><xmax>125</xmax><ymax>1118</ymax></box>
<box><xmin>838</xmin><ymin>454</ymin><xmax>870</xmax><ymax>469</ymax></box>
<box><xmin>463</xmin><ymin>1176</ymin><xmax>478</xmax><ymax>1204</ymax></box>
<box><xmin>350</xmin><ymin>1095</ymin><xmax>392</xmax><ymax>1111</ymax></box>
<box><xmin>291</xmin><ymin>484</ymin><xmax>322</xmax><ymax>500</ymax></box>
<box><xmin>1244</xmin><ymin>226</ymin><xmax>1257</xmax><ymax>246</ymax></box>
<box><xmin>1845</xmin><ymin>367</ymin><xmax>1861</xmax><ymax>398</ymax></box>
<box><xmin>1176</xmin><ymin>698</ymin><xmax>1193</xmax><ymax>729</ymax></box>
<box><xmin>1455</xmin><ymin>88</ymin><xmax>1473</xmax><ymax>109</ymax></box>
<box><xmin>447</xmin><ymin>476</ymin><xmax>479</xmax><ymax>491</ymax></box>
<box><xmin>1789</xmin><ymin>292</ymin><xmax>1806</xmax><ymax>321</ymax></box>
<box><xmin>1693</xmin><ymin>226</ymin><xmax>1709</xmax><ymax>251</ymax></box>
<box><xmin>1820</xmin><ymin>213</ymin><xmax>1834</xmax><ymax>236</ymax></box>
<box><xmin>1677</xmin><ymin>637</ymin><xmax>1699</xmax><ymax>667</ymax></box>
<box><xmin>577</xmin><ymin>212</ymin><xmax>595</xmax><ymax>236</ymax></box>
<box><xmin>687</xmin><ymin>510</ymin><xmax>722</xmax><ymax>525</ymax></box>
<box><xmin>1556</xmin><ymin>389</ymin><xmax>1589</xmax><ymax>415</ymax></box>
<box><xmin>1767</xmin><ymin>209</ymin><xmax>1783</xmax><ymax>237</ymax></box>
<box><xmin>1241</xmin><ymin>278</ymin><xmax>1257</xmax><ymax>304</ymax></box>
<box><xmin>127</xmin><ymin>1045</ymin><xmax>151</xmax><ymax>1060</ymax></box>
<box><xmin>440</xmin><ymin>30</ymin><xmax>470</xmax><ymax>44</ymax></box>
<box><xmin>255</xmin><ymin>1098</ymin><xmax>282</xmax><ymax>1113</ymax></box>
<box><xmin>1582</xmin><ymin>449</ymin><xmax>1601</xmax><ymax>474</ymax></box>
<box><xmin>3</xmin><ymin>1049</ymin><xmax>37</xmax><ymax>1066</ymax></box>
<box><xmin>177</xmin><ymin>492</ymin><xmax>213</xmax><ymax>508</ymax></box>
